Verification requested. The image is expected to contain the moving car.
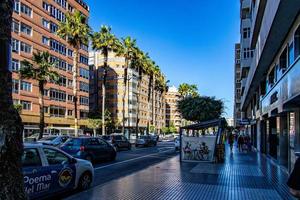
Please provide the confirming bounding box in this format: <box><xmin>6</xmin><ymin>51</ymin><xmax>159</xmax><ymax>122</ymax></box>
<box><xmin>37</xmin><ymin>135</ymin><xmax>69</xmax><ymax>146</ymax></box>
<box><xmin>135</xmin><ymin>135</ymin><xmax>157</xmax><ymax>147</ymax></box>
<box><xmin>60</xmin><ymin>137</ymin><xmax>117</xmax><ymax>163</ymax></box>
<box><xmin>100</xmin><ymin>135</ymin><xmax>131</xmax><ymax>151</ymax></box>
<box><xmin>22</xmin><ymin>143</ymin><xmax>94</xmax><ymax>200</ymax></box>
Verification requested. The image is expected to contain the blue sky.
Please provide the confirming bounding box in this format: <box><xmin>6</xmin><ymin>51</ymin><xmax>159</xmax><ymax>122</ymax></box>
<box><xmin>85</xmin><ymin>0</ymin><xmax>240</xmax><ymax>117</ymax></box>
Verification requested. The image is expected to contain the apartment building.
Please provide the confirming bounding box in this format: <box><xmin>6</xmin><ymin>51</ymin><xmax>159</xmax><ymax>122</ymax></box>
<box><xmin>239</xmin><ymin>0</ymin><xmax>300</xmax><ymax>171</ymax></box>
<box><xmin>233</xmin><ymin>43</ymin><xmax>242</xmax><ymax>127</ymax></box>
<box><xmin>12</xmin><ymin>0</ymin><xmax>90</xmax><ymax>135</ymax></box>
<box><xmin>165</xmin><ymin>86</ymin><xmax>183</xmax><ymax>131</ymax></box>
<box><xmin>89</xmin><ymin>51</ymin><xmax>166</xmax><ymax>136</ymax></box>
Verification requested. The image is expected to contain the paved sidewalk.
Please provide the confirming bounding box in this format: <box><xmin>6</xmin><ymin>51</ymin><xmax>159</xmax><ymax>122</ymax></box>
<box><xmin>67</xmin><ymin>147</ymin><xmax>295</xmax><ymax>200</ymax></box>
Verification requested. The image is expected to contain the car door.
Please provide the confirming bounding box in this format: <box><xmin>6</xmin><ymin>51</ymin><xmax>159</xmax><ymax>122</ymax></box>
<box><xmin>22</xmin><ymin>148</ymin><xmax>52</xmax><ymax>199</ymax></box>
<box><xmin>87</xmin><ymin>138</ymin><xmax>102</xmax><ymax>160</ymax></box>
<box><xmin>98</xmin><ymin>139</ymin><xmax>111</xmax><ymax>159</ymax></box>
<box><xmin>42</xmin><ymin>148</ymin><xmax>76</xmax><ymax>194</ymax></box>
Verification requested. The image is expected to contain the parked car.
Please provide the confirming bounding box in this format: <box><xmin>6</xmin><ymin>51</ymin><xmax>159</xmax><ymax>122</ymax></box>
<box><xmin>100</xmin><ymin>135</ymin><xmax>131</xmax><ymax>151</ymax></box>
<box><xmin>22</xmin><ymin>143</ymin><xmax>94</xmax><ymax>200</ymax></box>
<box><xmin>37</xmin><ymin>135</ymin><xmax>69</xmax><ymax>146</ymax></box>
<box><xmin>135</xmin><ymin>135</ymin><xmax>157</xmax><ymax>147</ymax></box>
<box><xmin>24</xmin><ymin>133</ymin><xmax>49</xmax><ymax>142</ymax></box>
<box><xmin>60</xmin><ymin>137</ymin><xmax>116</xmax><ymax>163</ymax></box>
<box><xmin>175</xmin><ymin>137</ymin><xmax>180</xmax><ymax>150</ymax></box>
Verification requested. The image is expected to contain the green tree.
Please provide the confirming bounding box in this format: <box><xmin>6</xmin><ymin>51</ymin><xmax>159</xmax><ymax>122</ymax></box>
<box><xmin>91</xmin><ymin>25</ymin><xmax>122</xmax><ymax>135</ymax></box>
<box><xmin>177</xmin><ymin>96</ymin><xmax>224</xmax><ymax>122</ymax></box>
<box><xmin>0</xmin><ymin>0</ymin><xmax>26</xmax><ymax>198</ymax></box>
<box><xmin>178</xmin><ymin>83</ymin><xmax>199</xmax><ymax>98</ymax></box>
<box><xmin>169</xmin><ymin>123</ymin><xmax>178</xmax><ymax>133</ymax></box>
<box><xmin>13</xmin><ymin>104</ymin><xmax>22</xmax><ymax>114</ymax></box>
<box><xmin>161</xmin><ymin>127</ymin><xmax>170</xmax><ymax>135</ymax></box>
<box><xmin>20</xmin><ymin>51</ymin><xmax>59</xmax><ymax>139</ymax></box>
<box><xmin>87</xmin><ymin>118</ymin><xmax>102</xmax><ymax>137</ymax></box>
<box><xmin>57</xmin><ymin>10</ymin><xmax>91</xmax><ymax>137</ymax></box>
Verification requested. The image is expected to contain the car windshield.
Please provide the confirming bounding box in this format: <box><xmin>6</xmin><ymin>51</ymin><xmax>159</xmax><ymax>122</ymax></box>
<box><xmin>40</xmin><ymin>136</ymin><xmax>57</xmax><ymax>141</ymax></box>
<box><xmin>64</xmin><ymin>138</ymin><xmax>82</xmax><ymax>147</ymax></box>
<box><xmin>101</xmin><ymin>136</ymin><xmax>111</xmax><ymax>140</ymax></box>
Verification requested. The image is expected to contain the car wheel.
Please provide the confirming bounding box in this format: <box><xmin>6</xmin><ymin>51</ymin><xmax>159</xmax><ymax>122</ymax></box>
<box><xmin>85</xmin><ymin>155</ymin><xmax>93</xmax><ymax>163</ymax></box>
<box><xmin>78</xmin><ymin>172</ymin><xmax>92</xmax><ymax>191</ymax></box>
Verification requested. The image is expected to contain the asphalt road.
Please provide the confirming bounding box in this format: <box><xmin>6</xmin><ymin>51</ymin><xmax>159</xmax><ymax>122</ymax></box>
<box><xmin>60</xmin><ymin>141</ymin><xmax>178</xmax><ymax>199</ymax></box>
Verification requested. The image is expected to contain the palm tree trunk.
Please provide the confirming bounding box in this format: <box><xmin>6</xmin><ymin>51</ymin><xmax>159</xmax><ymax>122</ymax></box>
<box><xmin>136</xmin><ymin>68</ymin><xmax>142</xmax><ymax>138</ymax></box>
<box><xmin>122</xmin><ymin>59</ymin><xmax>128</xmax><ymax>135</ymax></box>
<box><xmin>0</xmin><ymin>0</ymin><xmax>26</xmax><ymax>199</ymax></box>
<box><xmin>102</xmin><ymin>48</ymin><xmax>108</xmax><ymax>135</ymax></box>
<box><xmin>73</xmin><ymin>48</ymin><xmax>79</xmax><ymax>137</ymax></box>
<box><xmin>38</xmin><ymin>81</ymin><xmax>45</xmax><ymax>139</ymax></box>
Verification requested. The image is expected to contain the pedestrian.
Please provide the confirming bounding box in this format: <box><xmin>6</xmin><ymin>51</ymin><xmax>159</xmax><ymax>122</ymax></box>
<box><xmin>228</xmin><ymin>133</ymin><xmax>234</xmax><ymax>153</ymax></box>
<box><xmin>237</xmin><ymin>135</ymin><xmax>244</xmax><ymax>152</ymax></box>
<box><xmin>287</xmin><ymin>157</ymin><xmax>300</xmax><ymax>198</ymax></box>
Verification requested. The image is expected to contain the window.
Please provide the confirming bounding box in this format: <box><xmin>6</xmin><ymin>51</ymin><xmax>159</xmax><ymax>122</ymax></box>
<box><xmin>20</xmin><ymin>81</ymin><xmax>31</xmax><ymax>92</ymax></box>
<box><xmin>67</xmin><ymin>94</ymin><xmax>73</xmax><ymax>102</ymax></box>
<box><xmin>20</xmin><ymin>23</ymin><xmax>32</xmax><ymax>36</ymax></box>
<box><xmin>44</xmin><ymin>106</ymin><xmax>49</xmax><ymax>113</ymax></box>
<box><xmin>42</xmin><ymin>36</ymin><xmax>49</xmax><ymax>45</ymax></box>
<box><xmin>67</xmin><ymin>110</ymin><xmax>73</xmax><ymax>116</ymax></box>
<box><xmin>243</xmin><ymin>48</ymin><xmax>253</xmax><ymax>59</ymax></box>
<box><xmin>243</xmin><ymin>27</ymin><xmax>250</xmax><ymax>39</ymax></box>
<box><xmin>80</xmin><ymin>110</ymin><xmax>88</xmax><ymax>119</ymax></box>
<box><xmin>79</xmin><ymin>55</ymin><xmax>88</xmax><ymax>65</ymax></box>
<box><xmin>42</xmin><ymin>18</ymin><xmax>49</xmax><ymax>29</ymax></box>
<box><xmin>79</xmin><ymin>82</ymin><xmax>89</xmax><ymax>92</ymax></box>
<box><xmin>67</xmin><ymin>79</ymin><xmax>73</xmax><ymax>87</ymax></box>
<box><xmin>12</xmin><ymin>20</ymin><xmax>19</xmax><ymax>33</ymax></box>
<box><xmin>79</xmin><ymin>67</ymin><xmax>89</xmax><ymax>79</ymax></box>
<box><xmin>12</xmin><ymin>59</ymin><xmax>20</xmax><ymax>71</ymax></box>
<box><xmin>289</xmin><ymin>42</ymin><xmax>294</xmax><ymax>66</ymax></box>
<box><xmin>21</xmin><ymin>100</ymin><xmax>31</xmax><ymax>110</ymax></box>
<box><xmin>43</xmin><ymin>2</ymin><xmax>49</xmax><ymax>11</ymax></box>
<box><xmin>21</xmin><ymin>3</ymin><xmax>32</xmax><ymax>17</ymax></box>
<box><xmin>22</xmin><ymin>148</ymin><xmax>42</xmax><ymax>167</ymax></box>
<box><xmin>88</xmin><ymin>138</ymin><xmax>100</xmax><ymax>145</ymax></box>
<box><xmin>295</xmin><ymin>26</ymin><xmax>300</xmax><ymax>59</ymax></box>
<box><xmin>50</xmin><ymin>39</ymin><xmax>66</xmax><ymax>55</ymax></box>
<box><xmin>50</xmin><ymin>89</ymin><xmax>66</xmax><ymax>102</ymax></box>
<box><xmin>80</xmin><ymin>96</ymin><xmax>89</xmax><ymax>106</ymax></box>
<box><xmin>54</xmin><ymin>0</ymin><xmax>67</xmax><ymax>9</ymax></box>
<box><xmin>58</xmin><ymin>76</ymin><xmax>67</xmax><ymax>87</ymax></box>
<box><xmin>50</xmin><ymin>106</ymin><xmax>66</xmax><ymax>117</ymax></box>
<box><xmin>81</xmin><ymin>44</ymin><xmax>88</xmax><ymax>51</ymax></box>
<box><xmin>43</xmin><ymin>89</ymin><xmax>49</xmax><ymax>96</ymax></box>
<box><xmin>67</xmin><ymin>64</ymin><xmax>73</xmax><ymax>72</ymax></box>
<box><xmin>68</xmin><ymin>4</ymin><xmax>74</xmax><ymax>12</ymax></box>
<box><xmin>20</xmin><ymin>42</ymin><xmax>32</xmax><ymax>53</ymax></box>
<box><xmin>49</xmin><ymin>5</ymin><xmax>65</xmax><ymax>22</ymax></box>
<box><xmin>14</xmin><ymin>0</ymin><xmax>20</xmax><ymax>13</ymax></box>
<box><xmin>279</xmin><ymin>47</ymin><xmax>288</xmax><ymax>71</ymax></box>
<box><xmin>12</xmin><ymin>79</ymin><xmax>19</xmax><ymax>93</ymax></box>
<box><xmin>12</xmin><ymin>39</ymin><xmax>19</xmax><ymax>53</ymax></box>
<box><xmin>50</xmin><ymin>56</ymin><xmax>67</xmax><ymax>71</ymax></box>
<box><xmin>43</xmin><ymin>148</ymin><xmax>69</xmax><ymax>165</ymax></box>
<box><xmin>67</xmin><ymin>49</ymin><xmax>73</xmax><ymax>57</ymax></box>
<box><xmin>50</xmin><ymin>22</ymin><xmax>58</xmax><ymax>33</ymax></box>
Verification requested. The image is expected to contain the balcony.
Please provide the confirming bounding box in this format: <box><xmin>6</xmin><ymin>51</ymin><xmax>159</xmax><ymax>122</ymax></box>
<box><xmin>261</xmin><ymin>57</ymin><xmax>300</xmax><ymax>115</ymax></box>
<box><xmin>250</xmin><ymin>0</ymin><xmax>267</xmax><ymax>48</ymax></box>
<box><xmin>241</xmin><ymin>0</ymin><xmax>300</xmax><ymax>110</ymax></box>
<box><xmin>242</xmin><ymin>0</ymin><xmax>251</xmax><ymax>9</ymax></box>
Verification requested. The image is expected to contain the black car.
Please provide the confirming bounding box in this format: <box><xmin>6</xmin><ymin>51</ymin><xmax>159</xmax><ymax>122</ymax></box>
<box><xmin>100</xmin><ymin>135</ymin><xmax>131</xmax><ymax>151</ymax></box>
<box><xmin>135</xmin><ymin>135</ymin><xmax>157</xmax><ymax>147</ymax></box>
<box><xmin>60</xmin><ymin>137</ymin><xmax>116</xmax><ymax>163</ymax></box>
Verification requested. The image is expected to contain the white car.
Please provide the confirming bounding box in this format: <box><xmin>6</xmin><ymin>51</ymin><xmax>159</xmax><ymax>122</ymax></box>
<box><xmin>175</xmin><ymin>137</ymin><xmax>180</xmax><ymax>150</ymax></box>
<box><xmin>22</xmin><ymin>143</ymin><xmax>94</xmax><ymax>199</ymax></box>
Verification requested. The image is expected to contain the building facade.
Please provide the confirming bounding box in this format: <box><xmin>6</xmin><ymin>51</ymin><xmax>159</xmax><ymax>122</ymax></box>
<box><xmin>165</xmin><ymin>86</ymin><xmax>183</xmax><ymax>131</ymax></box>
<box><xmin>89</xmin><ymin>51</ymin><xmax>166</xmax><ymax>135</ymax></box>
<box><xmin>239</xmin><ymin>0</ymin><xmax>300</xmax><ymax>171</ymax></box>
<box><xmin>12</xmin><ymin>0</ymin><xmax>90</xmax><ymax>135</ymax></box>
<box><xmin>233</xmin><ymin>43</ymin><xmax>242</xmax><ymax>127</ymax></box>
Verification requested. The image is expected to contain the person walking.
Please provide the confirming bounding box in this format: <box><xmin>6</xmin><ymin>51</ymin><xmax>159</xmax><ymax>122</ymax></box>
<box><xmin>287</xmin><ymin>157</ymin><xmax>300</xmax><ymax>198</ymax></box>
<box><xmin>228</xmin><ymin>133</ymin><xmax>234</xmax><ymax>153</ymax></box>
<box><xmin>237</xmin><ymin>135</ymin><xmax>244</xmax><ymax>152</ymax></box>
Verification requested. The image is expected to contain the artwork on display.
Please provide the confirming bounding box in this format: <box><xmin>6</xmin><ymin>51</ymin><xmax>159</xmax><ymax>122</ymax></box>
<box><xmin>181</xmin><ymin>135</ymin><xmax>217</xmax><ymax>162</ymax></box>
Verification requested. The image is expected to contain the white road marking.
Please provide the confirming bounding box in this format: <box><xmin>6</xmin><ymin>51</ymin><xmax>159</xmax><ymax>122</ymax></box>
<box><xmin>94</xmin><ymin>148</ymin><xmax>175</xmax><ymax>170</ymax></box>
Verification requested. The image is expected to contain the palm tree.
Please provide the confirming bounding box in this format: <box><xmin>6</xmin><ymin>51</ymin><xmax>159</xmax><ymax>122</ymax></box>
<box><xmin>178</xmin><ymin>83</ymin><xmax>199</xmax><ymax>98</ymax></box>
<box><xmin>151</xmin><ymin>65</ymin><xmax>161</xmax><ymax>133</ymax></box>
<box><xmin>20</xmin><ymin>51</ymin><xmax>59</xmax><ymax>139</ymax></box>
<box><xmin>91</xmin><ymin>25</ymin><xmax>122</xmax><ymax>135</ymax></box>
<box><xmin>118</xmin><ymin>36</ymin><xmax>137</xmax><ymax>135</ymax></box>
<box><xmin>57</xmin><ymin>10</ymin><xmax>90</xmax><ymax>137</ymax></box>
<box><xmin>0</xmin><ymin>1</ymin><xmax>26</xmax><ymax>198</ymax></box>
